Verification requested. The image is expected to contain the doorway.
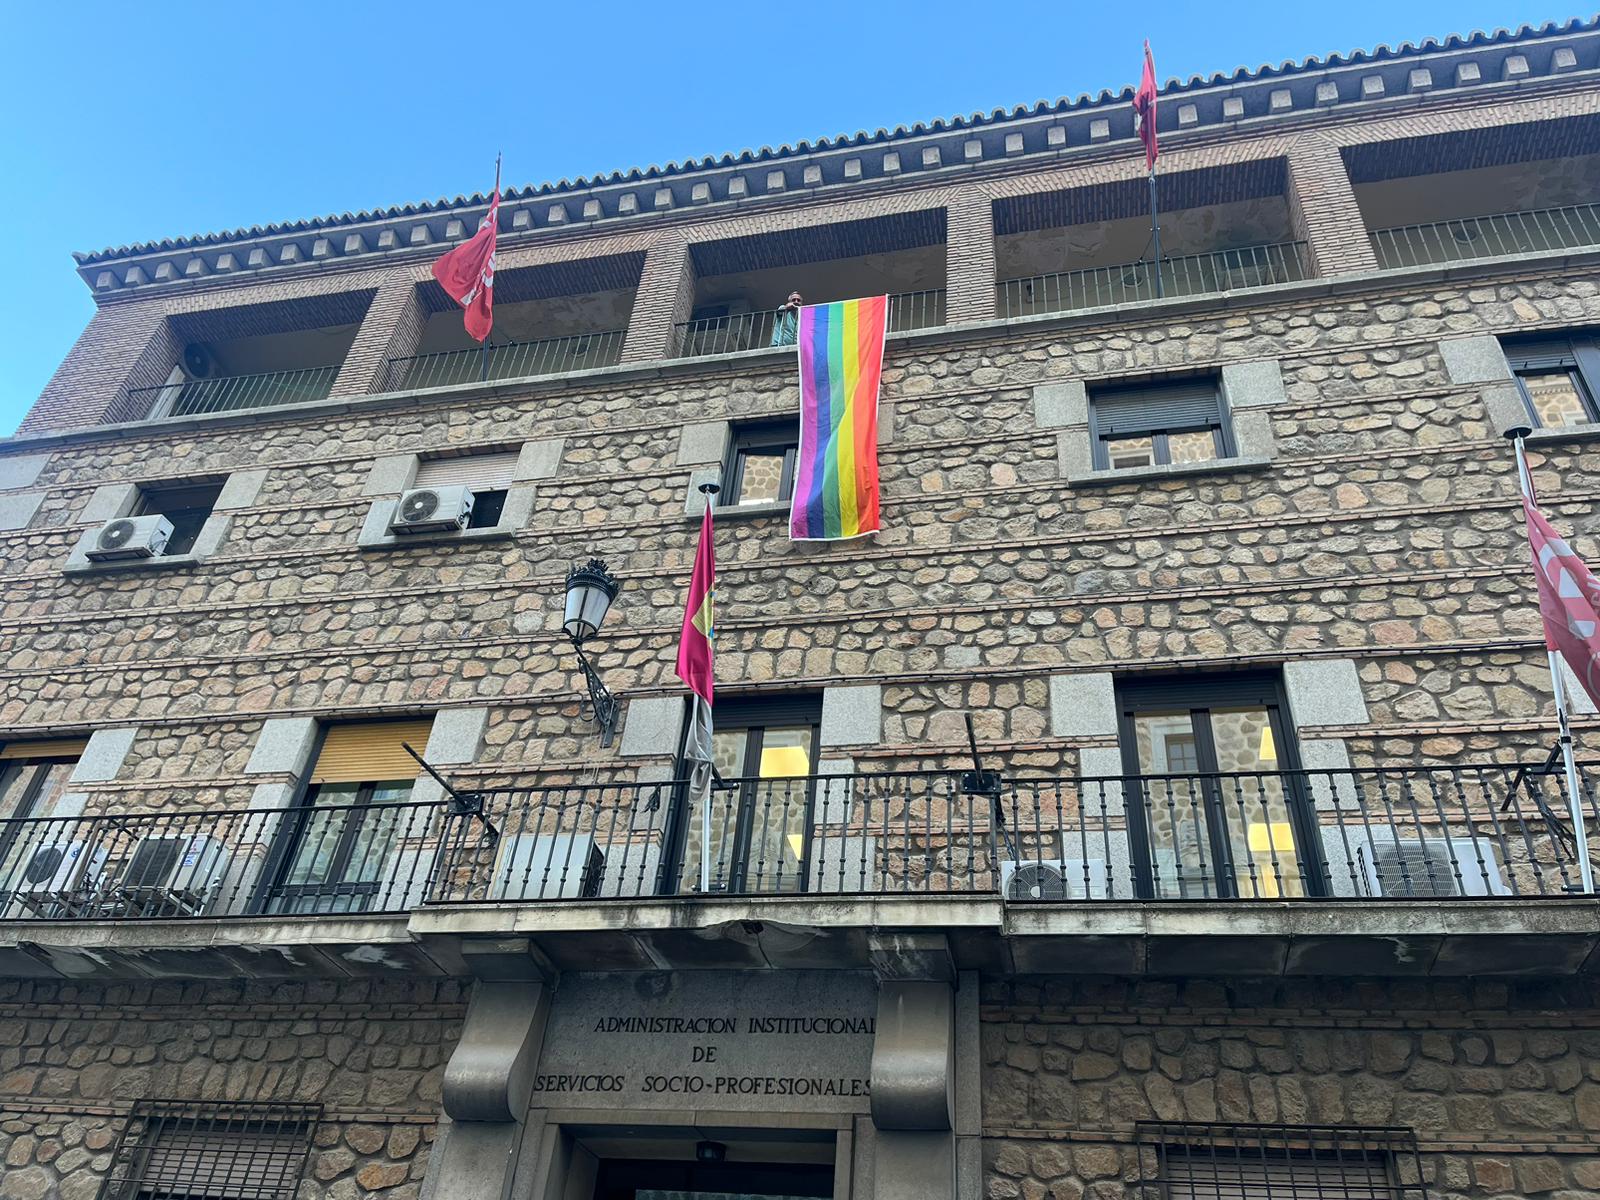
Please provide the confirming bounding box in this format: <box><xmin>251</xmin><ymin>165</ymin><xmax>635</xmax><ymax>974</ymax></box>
<box><xmin>592</xmin><ymin>1158</ymin><xmax>833</xmax><ymax>1200</ymax></box>
<box><xmin>1117</xmin><ymin>672</ymin><xmax>1323</xmax><ymax>899</ymax></box>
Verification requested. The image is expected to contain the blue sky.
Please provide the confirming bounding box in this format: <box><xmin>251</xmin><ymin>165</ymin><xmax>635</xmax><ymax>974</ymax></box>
<box><xmin>0</xmin><ymin>1</ymin><xmax>1571</xmax><ymax>435</ymax></box>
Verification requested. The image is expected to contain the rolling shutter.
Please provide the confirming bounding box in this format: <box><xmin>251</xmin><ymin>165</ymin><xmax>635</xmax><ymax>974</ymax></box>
<box><xmin>0</xmin><ymin>739</ymin><xmax>88</xmax><ymax>760</ymax></box>
<box><xmin>309</xmin><ymin>719</ymin><xmax>435</xmax><ymax>785</ymax></box>
<box><xmin>414</xmin><ymin>451</ymin><xmax>519</xmax><ymax>490</ymax></box>
<box><xmin>1501</xmin><ymin>336</ymin><xmax>1577</xmax><ymax>372</ymax></box>
<box><xmin>1092</xmin><ymin>379</ymin><xmax>1222</xmax><ymax>436</ymax></box>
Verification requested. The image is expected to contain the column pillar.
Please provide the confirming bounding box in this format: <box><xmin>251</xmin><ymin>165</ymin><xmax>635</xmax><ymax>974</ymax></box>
<box><xmin>1285</xmin><ymin>133</ymin><xmax>1380</xmax><ymax>277</ymax></box>
<box><xmin>621</xmin><ymin>235</ymin><xmax>697</xmax><ymax>364</ymax></box>
<box><xmin>869</xmin><ymin>935</ymin><xmax>974</xmax><ymax>1200</ymax></box>
<box><xmin>944</xmin><ymin>190</ymin><xmax>997</xmax><ymax>325</ymax></box>
<box><xmin>420</xmin><ymin>940</ymin><xmax>553</xmax><ymax>1200</ymax></box>
<box><xmin>329</xmin><ymin>269</ymin><xmax>429</xmax><ymax>398</ymax></box>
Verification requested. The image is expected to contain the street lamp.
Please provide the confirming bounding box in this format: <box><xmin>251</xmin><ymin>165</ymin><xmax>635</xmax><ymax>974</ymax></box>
<box><xmin>563</xmin><ymin>559</ymin><xmax>622</xmax><ymax>746</ymax></box>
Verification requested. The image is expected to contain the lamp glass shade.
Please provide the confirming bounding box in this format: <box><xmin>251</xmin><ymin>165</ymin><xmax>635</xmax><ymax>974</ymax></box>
<box><xmin>563</xmin><ymin>561</ymin><xmax>620</xmax><ymax>642</ymax></box>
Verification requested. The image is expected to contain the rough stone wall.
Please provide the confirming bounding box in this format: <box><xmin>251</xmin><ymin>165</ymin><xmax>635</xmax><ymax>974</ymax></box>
<box><xmin>982</xmin><ymin>976</ymin><xmax>1600</xmax><ymax>1200</ymax></box>
<box><xmin>0</xmin><ymin>978</ymin><xmax>462</xmax><ymax>1200</ymax></box>
<box><xmin>2</xmin><ymin>269</ymin><xmax>1598</xmax><ymax>806</ymax></box>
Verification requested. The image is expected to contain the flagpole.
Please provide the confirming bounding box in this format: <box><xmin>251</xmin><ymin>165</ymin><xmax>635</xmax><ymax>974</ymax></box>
<box><xmin>480</xmin><ymin>153</ymin><xmax>503</xmax><ymax>384</ymax></box>
<box><xmin>1149</xmin><ymin>166</ymin><xmax>1163</xmax><ymax>299</ymax></box>
<box><xmin>1513</xmin><ymin>435</ymin><xmax>1595</xmax><ymax>893</ymax></box>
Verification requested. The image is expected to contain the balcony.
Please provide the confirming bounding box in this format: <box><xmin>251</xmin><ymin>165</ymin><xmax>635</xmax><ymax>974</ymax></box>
<box><xmin>996</xmin><ymin>242</ymin><xmax>1309</xmax><ymax>319</ymax></box>
<box><xmin>388</xmin><ymin>329</ymin><xmax>627</xmax><ymax>388</ymax></box>
<box><xmin>1370</xmin><ymin>203</ymin><xmax>1600</xmax><ymax>269</ymax></box>
<box><xmin>1</xmin><ymin>762</ymin><xmax>1592</xmax><ymax>923</ymax></box>
<box><xmin>675</xmin><ymin>289</ymin><xmax>946</xmax><ymax>358</ymax></box>
<box><xmin>126</xmin><ymin>364</ymin><xmax>341</xmax><ymax>418</ymax></box>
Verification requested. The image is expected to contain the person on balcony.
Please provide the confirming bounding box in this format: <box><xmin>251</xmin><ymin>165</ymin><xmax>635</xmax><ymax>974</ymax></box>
<box><xmin>771</xmin><ymin>292</ymin><xmax>804</xmax><ymax>347</ymax></box>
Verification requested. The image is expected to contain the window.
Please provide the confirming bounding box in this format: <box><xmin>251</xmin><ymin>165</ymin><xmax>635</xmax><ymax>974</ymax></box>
<box><xmin>1137</xmin><ymin>1122</ymin><xmax>1426</xmax><ymax>1200</ymax></box>
<box><xmin>0</xmin><ymin>740</ymin><xmax>86</xmax><ymax>908</ymax></box>
<box><xmin>1089</xmin><ymin>377</ymin><xmax>1232</xmax><ymax>469</ymax></box>
<box><xmin>262</xmin><ymin>718</ymin><xmax>432</xmax><ymax>915</ymax></box>
<box><xmin>413</xmin><ymin>450</ymin><xmax>519</xmax><ymax>529</ymax></box>
<box><xmin>100</xmin><ymin>1099</ymin><xmax>320</xmax><ymax>1200</ymax></box>
<box><xmin>135</xmin><ymin>482</ymin><xmax>223</xmax><ymax>556</ymax></box>
<box><xmin>671</xmin><ymin>695</ymin><xmax>820</xmax><ymax>894</ymax></box>
<box><xmin>723</xmin><ymin>421</ymin><xmax>798</xmax><ymax>506</ymax></box>
<box><xmin>1503</xmin><ymin>333</ymin><xmax>1600</xmax><ymax>429</ymax></box>
<box><xmin>1117</xmin><ymin>673</ymin><xmax>1314</xmax><ymax>901</ymax></box>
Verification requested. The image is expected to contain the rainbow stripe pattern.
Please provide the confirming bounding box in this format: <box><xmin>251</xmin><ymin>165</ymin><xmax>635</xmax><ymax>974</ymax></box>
<box><xmin>789</xmin><ymin>295</ymin><xmax>888</xmax><ymax>541</ymax></box>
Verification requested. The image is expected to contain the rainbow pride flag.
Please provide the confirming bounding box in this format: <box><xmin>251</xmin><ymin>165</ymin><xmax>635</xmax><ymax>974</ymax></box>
<box><xmin>789</xmin><ymin>295</ymin><xmax>888</xmax><ymax>541</ymax></box>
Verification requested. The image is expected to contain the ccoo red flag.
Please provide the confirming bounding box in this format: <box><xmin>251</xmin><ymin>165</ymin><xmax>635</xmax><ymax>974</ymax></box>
<box><xmin>1134</xmin><ymin>41</ymin><xmax>1159</xmax><ymax>170</ymax></box>
<box><xmin>431</xmin><ymin>168</ymin><xmax>500</xmax><ymax>342</ymax></box>
<box><xmin>1523</xmin><ymin>494</ymin><xmax>1600</xmax><ymax>709</ymax></box>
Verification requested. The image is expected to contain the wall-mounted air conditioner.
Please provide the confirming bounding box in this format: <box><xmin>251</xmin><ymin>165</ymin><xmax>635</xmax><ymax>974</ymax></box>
<box><xmin>492</xmin><ymin>833</ymin><xmax>604</xmax><ymax>900</ymax></box>
<box><xmin>1351</xmin><ymin>835</ymin><xmax>1510</xmax><ymax>898</ymax></box>
<box><xmin>86</xmin><ymin>515</ymin><xmax>173</xmax><ymax>561</ymax></box>
<box><xmin>12</xmin><ymin>842</ymin><xmax>107</xmax><ymax>898</ymax></box>
<box><xmin>391</xmin><ymin>486</ymin><xmax>475</xmax><ymax>534</ymax></box>
<box><xmin>114</xmin><ymin>834</ymin><xmax>230</xmax><ymax>914</ymax></box>
<box><xmin>1000</xmin><ymin>857</ymin><xmax>1109</xmax><ymax>901</ymax></box>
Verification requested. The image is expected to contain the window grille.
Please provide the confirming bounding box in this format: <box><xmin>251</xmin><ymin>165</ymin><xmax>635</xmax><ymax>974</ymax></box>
<box><xmin>99</xmin><ymin>1100</ymin><xmax>321</xmax><ymax>1200</ymax></box>
<box><xmin>1136</xmin><ymin>1122</ymin><xmax>1428</xmax><ymax>1200</ymax></box>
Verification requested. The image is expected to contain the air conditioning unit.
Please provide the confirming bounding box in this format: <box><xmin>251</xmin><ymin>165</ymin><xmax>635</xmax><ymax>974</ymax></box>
<box><xmin>114</xmin><ymin>834</ymin><xmax>230</xmax><ymax>915</ymax></box>
<box><xmin>13</xmin><ymin>842</ymin><xmax>108</xmax><ymax>896</ymax></box>
<box><xmin>182</xmin><ymin>342</ymin><xmax>217</xmax><ymax>379</ymax></box>
<box><xmin>492</xmin><ymin>833</ymin><xmax>603</xmax><ymax>900</ymax></box>
<box><xmin>86</xmin><ymin>514</ymin><xmax>173</xmax><ymax>561</ymax></box>
<box><xmin>1001</xmin><ymin>858</ymin><xmax>1108</xmax><ymax>902</ymax></box>
<box><xmin>1353</xmin><ymin>836</ymin><xmax>1510</xmax><ymax>898</ymax></box>
<box><xmin>391</xmin><ymin>485</ymin><xmax>475</xmax><ymax>534</ymax></box>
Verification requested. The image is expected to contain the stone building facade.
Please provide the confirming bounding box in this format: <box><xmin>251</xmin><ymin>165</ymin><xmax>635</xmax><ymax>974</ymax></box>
<box><xmin>1</xmin><ymin>17</ymin><xmax>1599</xmax><ymax>1200</ymax></box>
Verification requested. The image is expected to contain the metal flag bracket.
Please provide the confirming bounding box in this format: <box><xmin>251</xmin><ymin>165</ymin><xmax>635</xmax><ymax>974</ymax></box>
<box><xmin>402</xmin><ymin>742</ymin><xmax>498</xmax><ymax>840</ymax></box>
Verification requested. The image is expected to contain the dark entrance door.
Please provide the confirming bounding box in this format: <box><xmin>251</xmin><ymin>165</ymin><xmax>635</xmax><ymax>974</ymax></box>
<box><xmin>1117</xmin><ymin>673</ymin><xmax>1324</xmax><ymax>899</ymax></box>
<box><xmin>592</xmin><ymin>1158</ymin><xmax>833</xmax><ymax>1200</ymax></box>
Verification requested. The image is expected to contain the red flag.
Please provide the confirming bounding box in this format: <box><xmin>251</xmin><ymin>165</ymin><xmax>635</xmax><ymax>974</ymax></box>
<box><xmin>1134</xmin><ymin>41</ymin><xmax>1159</xmax><ymax>170</ymax></box>
<box><xmin>676</xmin><ymin>502</ymin><xmax>716</xmax><ymax>703</ymax></box>
<box><xmin>1523</xmin><ymin>494</ymin><xmax>1600</xmax><ymax>709</ymax></box>
<box><xmin>431</xmin><ymin>165</ymin><xmax>500</xmax><ymax>342</ymax></box>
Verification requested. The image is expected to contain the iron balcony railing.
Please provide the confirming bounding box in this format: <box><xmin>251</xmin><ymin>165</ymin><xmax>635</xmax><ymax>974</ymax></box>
<box><xmin>1370</xmin><ymin>202</ymin><xmax>1600</xmax><ymax>269</ymax></box>
<box><xmin>389</xmin><ymin>329</ymin><xmax>627</xmax><ymax>389</ymax></box>
<box><xmin>126</xmin><ymin>365</ymin><xmax>340</xmax><ymax>419</ymax></box>
<box><xmin>1</xmin><ymin>762</ymin><xmax>1593</xmax><ymax>920</ymax></box>
<box><xmin>675</xmin><ymin>289</ymin><xmax>947</xmax><ymax>358</ymax></box>
<box><xmin>997</xmin><ymin>241</ymin><xmax>1311</xmax><ymax>319</ymax></box>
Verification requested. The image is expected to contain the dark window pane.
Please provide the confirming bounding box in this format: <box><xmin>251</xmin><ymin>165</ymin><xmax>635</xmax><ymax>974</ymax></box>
<box><xmin>137</xmin><ymin>482</ymin><xmax>223</xmax><ymax>557</ymax></box>
<box><xmin>467</xmin><ymin>489</ymin><xmax>508</xmax><ymax>529</ymax></box>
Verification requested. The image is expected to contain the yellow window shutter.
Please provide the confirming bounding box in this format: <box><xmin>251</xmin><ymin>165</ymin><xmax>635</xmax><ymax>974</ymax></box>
<box><xmin>309</xmin><ymin>719</ymin><xmax>435</xmax><ymax>785</ymax></box>
<box><xmin>0</xmin><ymin>739</ymin><xmax>89</xmax><ymax>761</ymax></box>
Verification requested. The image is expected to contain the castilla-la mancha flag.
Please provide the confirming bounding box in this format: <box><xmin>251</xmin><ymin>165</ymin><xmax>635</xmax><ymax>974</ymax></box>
<box><xmin>1134</xmin><ymin>41</ymin><xmax>1159</xmax><ymax>169</ymax></box>
<box><xmin>1523</xmin><ymin>494</ymin><xmax>1600</xmax><ymax>709</ymax></box>
<box><xmin>677</xmin><ymin>499</ymin><xmax>718</xmax><ymax>889</ymax></box>
<box><xmin>431</xmin><ymin>166</ymin><xmax>500</xmax><ymax>342</ymax></box>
